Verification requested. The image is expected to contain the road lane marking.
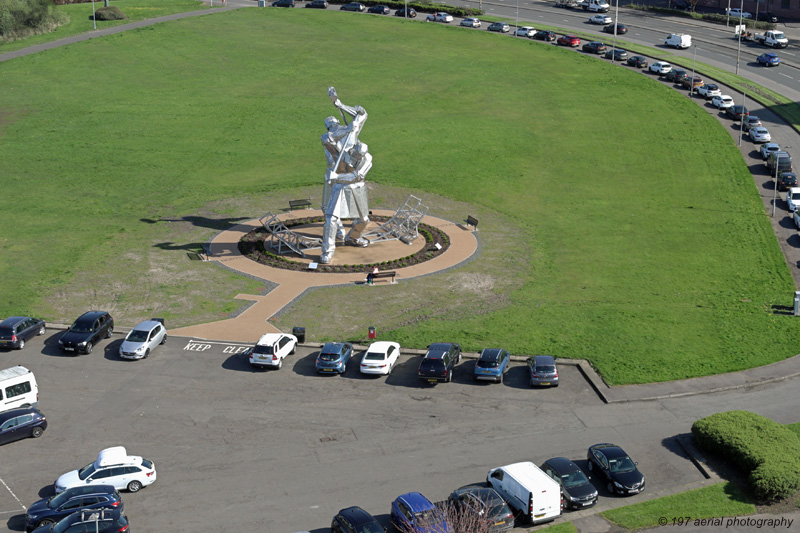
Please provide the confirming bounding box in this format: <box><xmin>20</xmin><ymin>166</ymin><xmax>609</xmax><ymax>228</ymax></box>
<box><xmin>779</xmin><ymin>72</ymin><xmax>793</xmax><ymax>79</ymax></box>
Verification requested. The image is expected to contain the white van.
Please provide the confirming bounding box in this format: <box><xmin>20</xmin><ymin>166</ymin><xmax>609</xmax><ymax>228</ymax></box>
<box><xmin>664</xmin><ymin>33</ymin><xmax>691</xmax><ymax>49</ymax></box>
<box><xmin>0</xmin><ymin>366</ymin><xmax>39</xmax><ymax>412</ymax></box>
<box><xmin>487</xmin><ymin>462</ymin><xmax>561</xmax><ymax>524</ymax></box>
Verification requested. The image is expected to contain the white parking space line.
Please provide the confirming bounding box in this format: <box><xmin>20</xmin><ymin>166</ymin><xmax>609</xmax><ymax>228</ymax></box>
<box><xmin>0</xmin><ymin>475</ymin><xmax>26</xmax><ymax>512</ymax></box>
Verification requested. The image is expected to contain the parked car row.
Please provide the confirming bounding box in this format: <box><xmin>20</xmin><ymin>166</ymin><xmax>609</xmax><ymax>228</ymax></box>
<box><xmin>314</xmin><ymin>446</ymin><xmax>645</xmax><ymax>532</ymax></box>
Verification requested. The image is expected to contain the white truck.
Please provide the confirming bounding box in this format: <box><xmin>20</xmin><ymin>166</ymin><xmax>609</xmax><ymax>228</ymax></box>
<box><xmin>487</xmin><ymin>462</ymin><xmax>561</xmax><ymax>525</ymax></box>
<box><xmin>578</xmin><ymin>0</ymin><xmax>610</xmax><ymax>12</ymax></box>
<box><xmin>736</xmin><ymin>26</ymin><xmax>789</xmax><ymax>48</ymax></box>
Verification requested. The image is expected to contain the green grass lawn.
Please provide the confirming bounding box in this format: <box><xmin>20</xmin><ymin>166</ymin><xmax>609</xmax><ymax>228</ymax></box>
<box><xmin>1</xmin><ymin>10</ymin><xmax>798</xmax><ymax>384</ymax></box>
<box><xmin>602</xmin><ymin>482</ymin><xmax>756</xmax><ymax>529</ymax></box>
<box><xmin>0</xmin><ymin>0</ymin><xmax>212</xmax><ymax>54</ymax></box>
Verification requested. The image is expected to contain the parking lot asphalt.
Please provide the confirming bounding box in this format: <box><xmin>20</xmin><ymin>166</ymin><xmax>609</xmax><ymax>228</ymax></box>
<box><xmin>5</xmin><ymin>333</ymin><xmax>800</xmax><ymax>532</ymax></box>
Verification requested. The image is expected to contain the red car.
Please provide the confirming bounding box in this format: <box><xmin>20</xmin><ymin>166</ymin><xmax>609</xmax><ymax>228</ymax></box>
<box><xmin>557</xmin><ymin>35</ymin><xmax>581</xmax><ymax>47</ymax></box>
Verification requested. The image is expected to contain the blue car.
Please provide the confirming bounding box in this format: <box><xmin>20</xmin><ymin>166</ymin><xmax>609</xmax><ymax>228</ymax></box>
<box><xmin>757</xmin><ymin>52</ymin><xmax>780</xmax><ymax>66</ymax></box>
<box><xmin>25</xmin><ymin>485</ymin><xmax>122</xmax><ymax>531</ymax></box>
<box><xmin>390</xmin><ymin>492</ymin><xmax>450</xmax><ymax>533</ymax></box>
<box><xmin>473</xmin><ymin>348</ymin><xmax>510</xmax><ymax>383</ymax></box>
<box><xmin>315</xmin><ymin>342</ymin><xmax>354</xmax><ymax>374</ymax></box>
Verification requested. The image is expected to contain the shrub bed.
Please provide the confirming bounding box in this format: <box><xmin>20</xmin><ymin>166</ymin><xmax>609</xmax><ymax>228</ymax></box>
<box><xmin>692</xmin><ymin>411</ymin><xmax>800</xmax><ymax>501</ymax></box>
<box><xmin>94</xmin><ymin>6</ymin><xmax>126</xmax><ymax>20</ymax></box>
<box><xmin>238</xmin><ymin>215</ymin><xmax>450</xmax><ymax>273</ymax></box>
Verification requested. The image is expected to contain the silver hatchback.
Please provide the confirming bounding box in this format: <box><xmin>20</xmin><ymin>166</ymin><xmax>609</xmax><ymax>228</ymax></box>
<box><xmin>119</xmin><ymin>320</ymin><xmax>167</xmax><ymax>360</ymax></box>
<box><xmin>527</xmin><ymin>355</ymin><xmax>559</xmax><ymax>387</ymax></box>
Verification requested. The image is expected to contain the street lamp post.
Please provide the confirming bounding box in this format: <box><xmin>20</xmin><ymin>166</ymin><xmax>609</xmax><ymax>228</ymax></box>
<box><xmin>726</xmin><ymin>0</ymin><xmax>731</xmax><ymax>26</ymax></box>
<box><xmin>689</xmin><ymin>44</ymin><xmax>697</xmax><ymax>98</ymax></box>
<box><xmin>610</xmin><ymin>0</ymin><xmax>619</xmax><ymax>63</ymax></box>
<box><xmin>91</xmin><ymin>0</ymin><xmax>96</xmax><ymax>30</ymax></box>
<box><xmin>515</xmin><ymin>0</ymin><xmax>519</xmax><ymax>33</ymax></box>
<box><xmin>738</xmin><ymin>90</ymin><xmax>746</xmax><ymax>147</ymax></box>
<box><xmin>735</xmin><ymin>0</ymin><xmax>745</xmax><ymax>75</ymax></box>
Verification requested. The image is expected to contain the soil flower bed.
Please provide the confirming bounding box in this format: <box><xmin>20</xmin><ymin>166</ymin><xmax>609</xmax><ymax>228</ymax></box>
<box><xmin>238</xmin><ymin>216</ymin><xmax>450</xmax><ymax>273</ymax></box>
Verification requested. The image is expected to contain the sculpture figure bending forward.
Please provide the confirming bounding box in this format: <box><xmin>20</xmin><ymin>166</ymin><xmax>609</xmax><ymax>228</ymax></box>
<box><xmin>320</xmin><ymin>87</ymin><xmax>372</xmax><ymax>264</ymax></box>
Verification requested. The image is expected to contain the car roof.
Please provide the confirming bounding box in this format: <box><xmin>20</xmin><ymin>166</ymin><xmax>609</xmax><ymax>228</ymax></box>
<box><xmin>132</xmin><ymin>320</ymin><xmax>162</xmax><ymax>332</ymax></box>
<box><xmin>338</xmin><ymin>506</ymin><xmax>378</xmax><ymax>526</ymax></box>
<box><xmin>367</xmin><ymin>341</ymin><xmax>398</xmax><ymax>352</ymax></box>
<box><xmin>479</xmin><ymin>348</ymin><xmax>504</xmax><ymax>361</ymax></box>
<box><xmin>320</xmin><ymin>342</ymin><xmax>349</xmax><ymax>354</ymax></box>
<box><xmin>75</xmin><ymin>311</ymin><xmax>109</xmax><ymax>323</ymax></box>
<box><xmin>533</xmin><ymin>355</ymin><xmax>556</xmax><ymax>365</ymax></box>
<box><xmin>0</xmin><ymin>316</ymin><xmax>31</xmax><ymax>327</ymax></box>
<box><xmin>397</xmin><ymin>492</ymin><xmax>435</xmax><ymax>512</ymax></box>
<box><xmin>454</xmin><ymin>486</ymin><xmax>504</xmax><ymax>503</ymax></box>
<box><xmin>0</xmin><ymin>407</ymin><xmax>41</xmax><ymax>421</ymax></box>
<box><xmin>590</xmin><ymin>443</ymin><xmax>628</xmax><ymax>459</ymax></box>
<box><xmin>256</xmin><ymin>333</ymin><xmax>287</xmax><ymax>345</ymax></box>
<box><xmin>60</xmin><ymin>484</ymin><xmax>118</xmax><ymax>497</ymax></box>
<box><xmin>544</xmin><ymin>456</ymin><xmax>580</xmax><ymax>472</ymax></box>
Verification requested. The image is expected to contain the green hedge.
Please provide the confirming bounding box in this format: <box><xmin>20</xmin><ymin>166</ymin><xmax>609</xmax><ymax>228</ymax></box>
<box><xmin>692</xmin><ymin>411</ymin><xmax>800</xmax><ymax>501</ymax></box>
<box><xmin>328</xmin><ymin>0</ymin><xmax>483</xmax><ymax>17</ymax></box>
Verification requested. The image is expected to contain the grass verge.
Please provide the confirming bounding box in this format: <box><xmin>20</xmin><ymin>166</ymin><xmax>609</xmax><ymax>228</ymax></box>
<box><xmin>602</xmin><ymin>482</ymin><xmax>756</xmax><ymax>529</ymax></box>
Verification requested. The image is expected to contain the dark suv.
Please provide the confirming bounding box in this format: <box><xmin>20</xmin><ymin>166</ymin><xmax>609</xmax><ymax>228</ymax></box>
<box><xmin>58</xmin><ymin>311</ymin><xmax>114</xmax><ymax>355</ymax></box>
<box><xmin>0</xmin><ymin>316</ymin><xmax>46</xmax><ymax>350</ymax></box>
<box><xmin>25</xmin><ymin>485</ymin><xmax>122</xmax><ymax>531</ymax></box>
<box><xmin>31</xmin><ymin>508</ymin><xmax>129</xmax><ymax>533</ymax></box>
<box><xmin>418</xmin><ymin>343</ymin><xmax>461</xmax><ymax>383</ymax></box>
<box><xmin>665</xmin><ymin>68</ymin><xmax>688</xmax><ymax>84</ymax></box>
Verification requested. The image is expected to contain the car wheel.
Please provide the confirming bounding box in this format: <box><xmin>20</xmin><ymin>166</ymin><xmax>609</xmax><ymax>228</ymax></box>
<box><xmin>160</xmin><ymin>334</ymin><xmax>167</xmax><ymax>345</ymax></box>
<box><xmin>290</xmin><ymin>342</ymin><xmax>296</xmax><ymax>355</ymax></box>
<box><xmin>85</xmin><ymin>342</ymin><xmax>93</xmax><ymax>354</ymax></box>
<box><xmin>457</xmin><ymin>352</ymin><xmax>462</xmax><ymax>364</ymax></box>
<box><xmin>127</xmin><ymin>480</ymin><xmax>143</xmax><ymax>493</ymax></box>
<box><xmin>37</xmin><ymin>519</ymin><xmax>55</xmax><ymax>527</ymax></box>
<box><xmin>16</xmin><ymin>339</ymin><xmax>24</xmax><ymax>350</ymax></box>
<box><xmin>106</xmin><ymin>326</ymin><xmax>113</xmax><ymax>338</ymax></box>
<box><xmin>38</xmin><ymin>325</ymin><xmax>46</xmax><ymax>335</ymax></box>
<box><xmin>144</xmin><ymin>348</ymin><xmax>150</xmax><ymax>359</ymax></box>
<box><xmin>32</xmin><ymin>426</ymin><xmax>44</xmax><ymax>438</ymax></box>
<box><xmin>607</xmin><ymin>482</ymin><xmax>615</xmax><ymax>495</ymax></box>
<box><xmin>496</xmin><ymin>375</ymin><xmax>502</xmax><ymax>384</ymax></box>
<box><xmin>446</xmin><ymin>370</ymin><xmax>453</xmax><ymax>382</ymax></box>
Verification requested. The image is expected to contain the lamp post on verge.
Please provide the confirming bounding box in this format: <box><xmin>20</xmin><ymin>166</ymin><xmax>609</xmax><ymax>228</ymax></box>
<box><xmin>404</xmin><ymin>0</ymin><xmax>407</xmax><ymax>18</ymax></box>
<box><xmin>515</xmin><ymin>0</ymin><xmax>519</xmax><ymax>33</ymax></box>
<box><xmin>610</xmin><ymin>0</ymin><xmax>619</xmax><ymax>62</ymax></box>
<box><xmin>735</xmin><ymin>0</ymin><xmax>744</xmax><ymax>74</ymax></box>
<box><xmin>726</xmin><ymin>0</ymin><xmax>731</xmax><ymax>26</ymax></box>
<box><xmin>689</xmin><ymin>44</ymin><xmax>697</xmax><ymax>98</ymax></box>
<box><xmin>738</xmin><ymin>90</ymin><xmax>746</xmax><ymax>147</ymax></box>
<box><xmin>91</xmin><ymin>0</ymin><xmax>96</xmax><ymax>30</ymax></box>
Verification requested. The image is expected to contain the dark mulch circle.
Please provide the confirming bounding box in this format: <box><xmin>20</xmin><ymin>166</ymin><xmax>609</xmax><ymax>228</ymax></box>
<box><xmin>238</xmin><ymin>215</ymin><xmax>451</xmax><ymax>273</ymax></box>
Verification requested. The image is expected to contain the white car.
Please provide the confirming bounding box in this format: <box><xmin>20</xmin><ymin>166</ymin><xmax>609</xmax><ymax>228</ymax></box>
<box><xmin>55</xmin><ymin>447</ymin><xmax>157</xmax><ymax>494</ymax></box>
<box><xmin>588</xmin><ymin>15</ymin><xmax>612</xmax><ymax>24</ymax></box>
<box><xmin>760</xmin><ymin>143</ymin><xmax>781</xmax><ymax>160</ymax></box>
<box><xmin>359</xmin><ymin>341</ymin><xmax>400</xmax><ymax>375</ymax></box>
<box><xmin>697</xmin><ymin>83</ymin><xmax>721</xmax><ymax>99</ymax></box>
<box><xmin>426</xmin><ymin>12</ymin><xmax>453</xmax><ymax>23</ymax></box>
<box><xmin>649</xmin><ymin>61</ymin><xmax>672</xmax><ymax>75</ymax></box>
<box><xmin>515</xmin><ymin>26</ymin><xmax>536</xmax><ymax>37</ymax></box>
<box><xmin>119</xmin><ymin>319</ymin><xmax>166</xmax><ymax>360</ymax></box>
<box><xmin>460</xmin><ymin>17</ymin><xmax>481</xmax><ymax>27</ymax></box>
<box><xmin>712</xmin><ymin>95</ymin><xmax>734</xmax><ymax>109</ymax></box>
<box><xmin>749</xmin><ymin>127</ymin><xmax>771</xmax><ymax>143</ymax></box>
<box><xmin>727</xmin><ymin>8</ymin><xmax>752</xmax><ymax>18</ymax></box>
<box><xmin>786</xmin><ymin>188</ymin><xmax>800</xmax><ymax>212</ymax></box>
<box><xmin>248</xmin><ymin>332</ymin><xmax>297</xmax><ymax>369</ymax></box>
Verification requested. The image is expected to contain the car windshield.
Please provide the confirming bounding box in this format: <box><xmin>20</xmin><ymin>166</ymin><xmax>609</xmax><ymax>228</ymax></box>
<box><xmin>420</xmin><ymin>359</ymin><xmax>444</xmax><ymax>370</ymax></box>
<box><xmin>78</xmin><ymin>462</ymin><xmax>97</xmax><ymax>480</ymax></box>
<box><xmin>70</xmin><ymin>321</ymin><xmax>93</xmax><ymax>333</ymax></box>
<box><xmin>477</xmin><ymin>360</ymin><xmax>499</xmax><ymax>368</ymax></box>
<box><xmin>319</xmin><ymin>353</ymin><xmax>340</xmax><ymax>362</ymax></box>
<box><xmin>773</xmin><ymin>32</ymin><xmax>785</xmax><ymax>39</ymax></box>
<box><xmin>253</xmin><ymin>344</ymin><xmax>274</xmax><ymax>355</ymax></box>
<box><xmin>561</xmin><ymin>470</ymin><xmax>590</xmax><ymax>488</ymax></box>
<box><xmin>141</xmin><ymin>458</ymin><xmax>153</xmax><ymax>469</ymax></box>
<box><xmin>791</xmin><ymin>193</ymin><xmax>800</xmax><ymax>200</ymax></box>
<box><xmin>48</xmin><ymin>490</ymin><xmax>73</xmax><ymax>508</ymax></box>
<box><xmin>609</xmin><ymin>457</ymin><xmax>636</xmax><ymax>473</ymax></box>
<box><xmin>126</xmin><ymin>330</ymin><xmax>149</xmax><ymax>342</ymax></box>
<box><xmin>414</xmin><ymin>509</ymin><xmax>441</xmax><ymax>527</ymax></box>
<box><xmin>0</xmin><ymin>326</ymin><xmax>12</xmax><ymax>335</ymax></box>
<box><xmin>536</xmin><ymin>365</ymin><xmax>556</xmax><ymax>373</ymax></box>
<box><xmin>355</xmin><ymin>523</ymin><xmax>385</xmax><ymax>533</ymax></box>
<box><xmin>364</xmin><ymin>352</ymin><xmax>385</xmax><ymax>361</ymax></box>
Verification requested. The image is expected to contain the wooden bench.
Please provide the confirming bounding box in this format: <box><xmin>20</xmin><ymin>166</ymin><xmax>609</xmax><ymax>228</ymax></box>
<box><xmin>289</xmin><ymin>198</ymin><xmax>312</xmax><ymax>210</ymax></box>
<box><xmin>368</xmin><ymin>271</ymin><xmax>397</xmax><ymax>284</ymax></box>
<box><xmin>464</xmin><ymin>215</ymin><xmax>479</xmax><ymax>230</ymax></box>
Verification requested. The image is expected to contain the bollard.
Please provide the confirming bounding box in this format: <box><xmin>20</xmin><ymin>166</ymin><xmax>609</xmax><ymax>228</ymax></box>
<box><xmin>794</xmin><ymin>291</ymin><xmax>800</xmax><ymax>316</ymax></box>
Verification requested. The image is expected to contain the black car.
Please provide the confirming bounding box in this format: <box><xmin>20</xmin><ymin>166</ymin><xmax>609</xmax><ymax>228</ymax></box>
<box><xmin>665</xmin><ymin>68</ymin><xmax>688</xmax><ymax>84</ymax></box>
<box><xmin>0</xmin><ymin>316</ymin><xmax>46</xmax><ymax>350</ymax></box>
<box><xmin>331</xmin><ymin>506</ymin><xmax>385</xmax><ymax>533</ymax></box>
<box><xmin>626</xmin><ymin>55</ymin><xmax>648</xmax><ymax>68</ymax></box>
<box><xmin>587</xmin><ymin>443</ymin><xmax>645</xmax><ymax>496</ymax></box>
<box><xmin>447</xmin><ymin>487</ymin><xmax>514</xmax><ymax>532</ymax></box>
<box><xmin>602</xmin><ymin>23</ymin><xmax>627</xmax><ymax>34</ymax></box>
<box><xmin>31</xmin><ymin>508</ymin><xmax>129</xmax><ymax>533</ymax></box>
<box><xmin>25</xmin><ymin>485</ymin><xmax>122</xmax><ymax>532</ymax></box>
<box><xmin>673</xmin><ymin>0</ymin><xmax>692</xmax><ymax>10</ymax></box>
<box><xmin>418</xmin><ymin>342</ymin><xmax>462</xmax><ymax>383</ymax></box>
<box><xmin>582</xmin><ymin>41</ymin><xmax>607</xmax><ymax>54</ymax></box>
<box><xmin>367</xmin><ymin>4</ymin><xmax>389</xmax><ymax>14</ymax></box>
<box><xmin>541</xmin><ymin>457</ymin><xmax>598</xmax><ymax>510</ymax></box>
<box><xmin>778</xmin><ymin>172</ymin><xmax>798</xmax><ymax>192</ymax></box>
<box><xmin>0</xmin><ymin>407</ymin><xmax>46</xmax><ymax>446</ymax></box>
<box><xmin>533</xmin><ymin>30</ymin><xmax>556</xmax><ymax>41</ymax></box>
<box><xmin>305</xmin><ymin>0</ymin><xmax>328</xmax><ymax>7</ymax></box>
<box><xmin>725</xmin><ymin>104</ymin><xmax>749</xmax><ymax>121</ymax></box>
<box><xmin>394</xmin><ymin>6</ymin><xmax>416</xmax><ymax>17</ymax></box>
<box><xmin>604</xmin><ymin>48</ymin><xmax>628</xmax><ymax>61</ymax></box>
<box><xmin>58</xmin><ymin>311</ymin><xmax>114</xmax><ymax>355</ymax></box>
<box><xmin>272</xmin><ymin>0</ymin><xmax>295</xmax><ymax>6</ymax></box>
<box><xmin>756</xmin><ymin>11</ymin><xmax>778</xmax><ymax>22</ymax></box>
<box><xmin>340</xmin><ymin>2</ymin><xmax>365</xmax><ymax>11</ymax></box>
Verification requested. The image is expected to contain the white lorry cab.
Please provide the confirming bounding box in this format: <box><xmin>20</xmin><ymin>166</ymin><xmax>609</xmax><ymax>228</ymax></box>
<box><xmin>664</xmin><ymin>33</ymin><xmax>692</xmax><ymax>49</ymax></box>
<box><xmin>487</xmin><ymin>462</ymin><xmax>561</xmax><ymax>525</ymax></box>
<box><xmin>0</xmin><ymin>366</ymin><xmax>39</xmax><ymax>413</ymax></box>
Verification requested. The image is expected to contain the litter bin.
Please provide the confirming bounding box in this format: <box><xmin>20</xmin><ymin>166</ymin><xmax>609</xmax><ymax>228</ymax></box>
<box><xmin>368</xmin><ymin>326</ymin><xmax>377</xmax><ymax>340</ymax></box>
<box><xmin>293</xmin><ymin>327</ymin><xmax>306</xmax><ymax>344</ymax></box>
<box><xmin>258</xmin><ymin>0</ymin><xmax>266</xmax><ymax>6</ymax></box>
